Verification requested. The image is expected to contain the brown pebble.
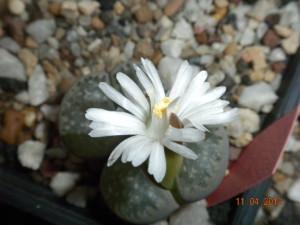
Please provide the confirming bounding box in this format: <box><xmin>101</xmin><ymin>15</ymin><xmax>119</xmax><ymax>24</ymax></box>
<box><xmin>134</xmin><ymin>5</ymin><xmax>153</xmax><ymax>23</ymax></box>
<box><xmin>271</xmin><ymin>62</ymin><xmax>286</xmax><ymax>73</ymax></box>
<box><xmin>114</xmin><ymin>1</ymin><xmax>125</xmax><ymax>15</ymax></box>
<box><xmin>25</xmin><ymin>37</ymin><xmax>39</xmax><ymax>48</ymax></box>
<box><xmin>164</xmin><ymin>0</ymin><xmax>184</xmax><ymax>17</ymax></box>
<box><xmin>3</xmin><ymin>16</ymin><xmax>25</xmax><ymax>45</ymax></box>
<box><xmin>135</xmin><ymin>39</ymin><xmax>154</xmax><ymax>58</ymax></box>
<box><xmin>48</xmin><ymin>2</ymin><xmax>62</xmax><ymax>16</ymax></box>
<box><xmin>265</xmin><ymin>14</ymin><xmax>280</xmax><ymax>27</ymax></box>
<box><xmin>213</xmin><ymin>7</ymin><xmax>228</xmax><ymax>22</ymax></box>
<box><xmin>18</xmin><ymin>49</ymin><xmax>38</xmax><ymax>76</ymax></box>
<box><xmin>91</xmin><ymin>17</ymin><xmax>105</xmax><ymax>30</ymax></box>
<box><xmin>208</xmin><ymin>33</ymin><xmax>221</xmax><ymax>44</ymax></box>
<box><xmin>151</xmin><ymin>49</ymin><xmax>163</xmax><ymax>65</ymax></box>
<box><xmin>224</xmin><ymin>42</ymin><xmax>239</xmax><ymax>55</ymax></box>
<box><xmin>195</xmin><ymin>31</ymin><xmax>208</xmax><ymax>44</ymax></box>
<box><xmin>263</xmin><ymin>30</ymin><xmax>281</xmax><ymax>48</ymax></box>
<box><xmin>0</xmin><ymin>110</ymin><xmax>25</xmax><ymax>145</ymax></box>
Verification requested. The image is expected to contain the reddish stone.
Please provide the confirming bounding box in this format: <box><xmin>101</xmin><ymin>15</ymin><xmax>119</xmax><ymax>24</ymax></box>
<box><xmin>271</xmin><ymin>62</ymin><xmax>287</xmax><ymax>73</ymax></box>
<box><xmin>263</xmin><ymin>30</ymin><xmax>281</xmax><ymax>48</ymax></box>
<box><xmin>195</xmin><ymin>31</ymin><xmax>208</xmax><ymax>44</ymax></box>
<box><xmin>3</xmin><ymin>16</ymin><xmax>25</xmax><ymax>44</ymax></box>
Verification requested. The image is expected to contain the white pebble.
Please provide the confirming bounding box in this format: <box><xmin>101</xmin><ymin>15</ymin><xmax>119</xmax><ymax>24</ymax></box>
<box><xmin>50</xmin><ymin>172</ymin><xmax>80</xmax><ymax>197</ymax></box>
<box><xmin>161</xmin><ymin>39</ymin><xmax>184</xmax><ymax>57</ymax></box>
<box><xmin>288</xmin><ymin>179</ymin><xmax>300</xmax><ymax>202</ymax></box>
<box><xmin>269</xmin><ymin>48</ymin><xmax>287</xmax><ymax>62</ymax></box>
<box><xmin>238</xmin><ymin>82</ymin><xmax>278</xmax><ymax>112</ymax></box>
<box><xmin>18</xmin><ymin>140</ymin><xmax>45</xmax><ymax>170</ymax></box>
<box><xmin>8</xmin><ymin>0</ymin><xmax>25</xmax><ymax>15</ymax></box>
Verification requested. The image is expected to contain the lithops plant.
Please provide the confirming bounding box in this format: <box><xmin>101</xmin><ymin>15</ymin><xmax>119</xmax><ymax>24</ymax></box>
<box><xmin>85</xmin><ymin>59</ymin><xmax>237</xmax><ymax>224</ymax></box>
<box><xmin>59</xmin><ymin>75</ymin><xmax>121</xmax><ymax>158</ymax></box>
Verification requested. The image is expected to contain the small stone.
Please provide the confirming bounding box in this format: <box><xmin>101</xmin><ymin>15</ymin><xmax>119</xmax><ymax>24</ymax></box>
<box><xmin>0</xmin><ymin>37</ymin><xmax>20</xmax><ymax>53</ymax></box>
<box><xmin>50</xmin><ymin>172</ymin><xmax>80</xmax><ymax>197</ymax></box>
<box><xmin>274</xmin><ymin>173</ymin><xmax>293</xmax><ymax>194</ymax></box>
<box><xmin>8</xmin><ymin>0</ymin><xmax>25</xmax><ymax>15</ymax></box>
<box><xmin>40</xmin><ymin>105</ymin><xmax>59</xmax><ymax>122</ymax></box>
<box><xmin>288</xmin><ymin>179</ymin><xmax>300</xmax><ymax>202</ymax></box>
<box><xmin>247</xmin><ymin>0</ymin><xmax>276</xmax><ymax>21</ymax></box>
<box><xmin>274</xmin><ymin>25</ymin><xmax>292</xmax><ymax>38</ymax></box>
<box><xmin>269</xmin><ymin>48</ymin><xmax>287</xmax><ymax>62</ymax></box>
<box><xmin>26</xmin><ymin>19</ymin><xmax>56</xmax><ymax>43</ymax></box>
<box><xmin>34</xmin><ymin>122</ymin><xmax>48</xmax><ymax>142</ymax></box>
<box><xmin>224</xmin><ymin>42</ymin><xmax>239</xmax><ymax>55</ymax></box>
<box><xmin>18</xmin><ymin>48</ymin><xmax>38</xmax><ymax>76</ymax></box>
<box><xmin>91</xmin><ymin>17</ymin><xmax>105</xmax><ymax>30</ymax></box>
<box><xmin>78</xmin><ymin>0</ymin><xmax>100</xmax><ymax>15</ymax></box>
<box><xmin>161</xmin><ymin>39</ymin><xmax>184</xmax><ymax>57</ymax></box>
<box><xmin>0</xmin><ymin>48</ymin><xmax>26</xmax><ymax>81</ymax></box>
<box><xmin>264</xmin><ymin>70</ymin><xmax>276</xmax><ymax>82</ymax></box>
<box><xmin>250</xmin><ymin>69</ymin><xmax>264</xmax><ymax>82</ymax></box>
<box><xmin>265</xmin><ymin>14</ymin><xmax>280</xmax><ymax>27</ymax></box>
<box><xmin>282</xmin><ymin>32</ymin><xmax>300</xmax><ymax>55</ymax></box>
<box><xmin>135</xmin><ymin>39</ymin><xmax>154</xmax><ymax>58</ymax></box>
<box><xmin>158</xmin><ymin>56</ymin><xmax>183</xmax><ymax>89</ymax></box>
<box><xmin>213</xmin><ymin>7</ymin><xmax>228</xmax><ymax>22</ymax></box>
<box><xmin>114</xmin><ymin>1</ymin><xmax>125</xmax><ymax>15</ymax></box>
<box><xmin>238</xmin><ymin>82</ymin><xmax>278</xmax><ymax>112</ymax></box>
<box><xmin>229</xmin><ymin>147</ymin><xmax>242</xmax><ymax>160</ymax></box>
<box><xmin>169</xmin><ymin>200</ymin><xmax>212</xmax><ymax>225</ymax></box>
<box><xmin>25</xmin><ymin>37</ymin><xmax>38</xmax><ymax>48</ymax></box>
<box><xmin>279</xmin><ymin>161</ymin><xmax>295</xmax><ymax>176</ymax></box>
<box><xmin>61</xmin><ymin>1</ymin><xmax>78</xmax><ymax>15</ymax></box>
<box><xmin>15</xmin><ymin>91</ymin><xmax>30</xmax><ymax>104</ymax></box>
<box><xmin>238</xmin><ymin>108</ymin><xmax>260</xmax><ymax>133</ymax></box>
<box><xmin>28</xmin><ymin>65</ymin><xmax>49</xmax><ymax>106</ymax></box>
<box><xmin>0</xmin><ymin>110</ymin><xmax>25</xmax><ymax>145</ymax></box>
<box><xmin>124</xmin><ymin>40</ymin><xmax>135</xmax><ymax>58</ymax></box>
<box><xmin>285</xmin><ymin>135</ymin><xmax>300</xmax><ymax>152</ymax></box>
<box><xmin>195</xmin><ymin>31</ymin><xmax>208</xmax><ymax>45</ymax></box>
<box><xmin>256</xmin><ymin>22</ymin><xmax>268</xmax><ymax>39</ymax></box>
<box><xmin>164</xmin><ymin>0</ymin><xmax>184</xmax><ymax>17</ymax></box>
<box><xmin>66</xmin><ymin>187</ymin><xmax>87</xmax><ymax>208</ymax></box>
<box><xmin>87</xmin><ymin>38</ymin><xmax>102</xmax><ymax>52</ymax></box>
<box><xmin>208</xmin><ymin>71</ymin><xmax>225</xmax><ymax>86</ymax></box>
<box><xmin>240</xmin><ymin>28</ymin><xmax>255</xmax><ymax>46</ymax></box>
<box><xmin>134</xmin><ymin>5</ymin><xmax>153</xmax><ymax>23</ymax></box>
<box><xmin>271</xmin><ymin>62</ymin><xmax>286</xmax><ymax>73</ymax></box>
<box><xmin>200</xmin><ymin>55</ymin><xmax>214</xmax><ymax>66</ymax></box>
<box><xmin>242</xmin><ymin>46</ymin><xmax>267</xmax><ymax>70</ymax></box>
<box><xmin>263</xmin><ymin>30</ymin><xmax>281</xmax><ymax>48</ymax></box>
<box><xmin>48</xmin><ymin>2</ymin><xmax>62</xmax><ymax>16</ymax></box>
<box><xmin>18</xmin><ymin>140</ymin><xmax>45</xmax><ymax>170</ymax></box>
<box><xmin>214</xmin><ymin>0</ymin><xmax>228</xmax><ymax>8</ymax></box>
<box><xmin>172</xmin><ymin>18</ymin><xmax>193</xmax><ymax>40</ymax></box>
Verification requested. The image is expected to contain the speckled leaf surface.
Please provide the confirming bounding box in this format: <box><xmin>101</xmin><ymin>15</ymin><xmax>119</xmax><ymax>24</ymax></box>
<box><xmin>175</xmin><ymin>126</ymin><xmax>229</xmax><ymax>202</ymax></box>
<box><xmin>59</xmin><ymin>75</ymin><xmax>120</xmax><ymax>158</ymax></box>
<box><xmin>100</xmin><ymin>162</ymin><xmax>179</xmax><ymax>224</ymax></box>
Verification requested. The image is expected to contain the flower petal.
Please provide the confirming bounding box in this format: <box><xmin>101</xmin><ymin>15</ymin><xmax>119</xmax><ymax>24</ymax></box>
<box><xmin>162</xmin><ymin>139</ymin><xmax>198</xmax><ymax>160</ymax></box>
<box><xmin>85</xmin><ymin>108</ymin><xmax>145</xmax><ymax>133</ymax></box>
<box><xmin>190</xmin><ymin>108</ymin><xmax>238</xmax><ymax>127</ymax></box>
<box><xmin>169</xmin><ymin>61</ymin><xmax>194</xmax><ymax>99</ymax></box>
<box><xmin>134</xmin><ymin>64</ymin><xmax>155</xmax><ymax>107</ymax></box>
<box><xmin>107</xmin><ymin>135</ymin><xmax>143</xmax><ymax>166</ymax></box>
<box><xmin>148</xmin><ymin>142</ymin><xmax>166</xmax><ymax>183</ymax></box>
<box><xmin>116</xmin><ymin>72</ymin><xmax>150</xmax><ymax>113</ymax></box>
<box><xmin>141</xmin><ymin>58</ymin><xmax>165</xmax><ymax>102</ymax></box>
<box><xmin>166</xmin><ymin>127</ymin><xmax>205</xmax><ymax>142</ymax></box>
<box><xmin>99</xmin><ymin>82</ymin><xmax>146</xmax><ymax>121</ymax></box>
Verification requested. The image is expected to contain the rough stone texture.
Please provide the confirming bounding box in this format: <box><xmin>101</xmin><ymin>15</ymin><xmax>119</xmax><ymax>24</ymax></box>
<box><xmin>176</xmin><ymin>127</ymin><xmax>229</xmax><ymax>202</ymax></box>
<box><xmin>28</xmin><ymin>65</ymin><xmax>49</xmax><ymax>106</ymax></box>
<box><xmin>50</xmin><ymin>172</ymin><xmax>80</xmax><ymax>197</ymax></box>
<box><xmin>26</xmin><ymin>19</ymin><xmax>56</xmax><ymax>43</ymax></box>
<box><xmin>100</xmin><ymin>162</ymin><xmax>179</xmax><ymax>224</ymax></box>
<box><xmin>238</xmin><ymin>82</ymin><xmax>278</xmax><ymax>112</ymax></box>
<box><xmin>17</xmin><ymin>140</ymin><xmax>45</xmax><ymax>170</ymax></box>
<box><xmin>0</xmin><ymin>48</ymin><xmax>26</xmax><ymax>81</ymax></box>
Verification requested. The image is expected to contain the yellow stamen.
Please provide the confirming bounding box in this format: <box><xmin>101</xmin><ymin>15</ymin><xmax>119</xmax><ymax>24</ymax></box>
<box><xmin>153</xmin><ymin>97</ymin><xmax>172</xmax><ymax>119</ymax></box>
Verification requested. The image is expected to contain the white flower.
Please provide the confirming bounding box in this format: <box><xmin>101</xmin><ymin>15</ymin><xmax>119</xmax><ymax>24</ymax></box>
<box><xmin>85</xmin><ymin>58</ymin><xmax>237</xmax><ymax>183</ymax></box>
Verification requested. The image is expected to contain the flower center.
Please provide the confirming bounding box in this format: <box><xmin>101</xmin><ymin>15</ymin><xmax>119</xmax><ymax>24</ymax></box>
<box><xmin>153</xmin><ymin>97</ymin><xmax>172</xmax><ymax>119</ymax></box>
